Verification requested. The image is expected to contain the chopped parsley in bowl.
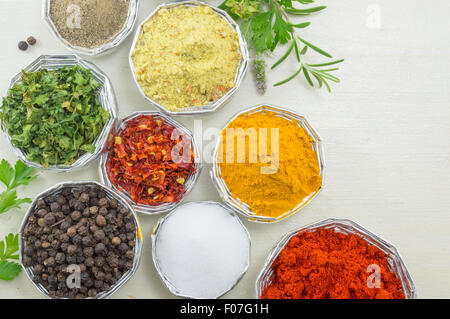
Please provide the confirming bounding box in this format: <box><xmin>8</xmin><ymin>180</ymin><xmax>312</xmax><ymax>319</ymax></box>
<box><xmin>1</xmin><ymin>56</ymin><xmax>115</xmax><ymax>170</ymax></box>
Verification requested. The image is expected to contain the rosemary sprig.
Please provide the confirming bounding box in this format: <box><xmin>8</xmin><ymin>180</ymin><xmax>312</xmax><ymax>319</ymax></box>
<box><xmin>220</xmin><ymin>0</ymin><xmax>344</xmax><ymax>92</ymax></box>
<box><xmin>273</xmin><ymin>35</ymin><xmax>344</xmax><ymax>91</ymax></box>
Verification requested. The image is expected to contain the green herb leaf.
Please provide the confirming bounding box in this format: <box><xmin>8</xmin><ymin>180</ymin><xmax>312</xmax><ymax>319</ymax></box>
<box><xmin>300</xmin><ymin>45</ymin><xmax>308</xmax><ymax>55</ymax></box>
<box><xmin>0</xmin><ymin>233</ymin><xmax>21</xmax><ymax>281</ymax></box>
<box><xmin>252</xmin><ymin>9</ymin><xmax>276</xmax><ymax>53</ymax></box>
<box><xmin>0</xmin><ymin>261</ymin><xmax>22</xmax><ymax>280</ymax></box>
<box><xmin>0</xmin><ymin>190</ymin><xmax>31</xmax><ymax>214</ymax></box>
<box><xmin>311</xmin><ymin>72</ymin><xmax>324</xmax><ymax>88</ymax></box>
<box><xmin>273</xmin><ymin>11</ymin><xmax>292</xmax><ymax>46</ymax></box>
<box><xmin>312</xmin><ymin>69</ymin><xmax>341</xmax><ymax>82</ymax></box>
<box><xmin>307</xmin><ymin>59</ymin><xmax>345</xmax><ymax>67</ymax></box>
<box><xmin>0</xmin><ymin>233</ymin><xmax>20</xmax><ymax>262</ymax></box>
<box><xmin>274</xmin><ymin>66</ymin><xmax>303</xmax><ymax>86</ymax></box>
<box><xmin>293</xmin><ymin>40</ymin><xmax>301</xmax><ymax>61</ymax></box>
<box><xmin>310</xmin><ymin>70</ymin><xmax>332</xmax><ymax>92</ymax></box>
<box><xmin>10</xmin><ymin>160</ymin><xmax>37</xmax><ymax>189</ymax></box>
<box><xmin>298</xmin><ymin>36</ymin><xmax>332</xmax><ymax>58</ymax></box>
<box><xmin>285</xmin><ymin>6</ymin><xmax>326</xmax><ymax>15</ymax></box>
<box><xmin>303</xmin><ymin>67</ymin><xmax>314</xmax><ymax>87</ymax></box>
<box><xmin>290</xmin><ymin>22</ymin><xmax>311</xmax><ymax>29</ymax></box>
<box><xmin>0</xmin><ymin>159</ymin><xmax>14</xmax><ymax>189</ymax></box>
<box><xmin>271</xmin><ymin>41</ymin><xmax>295</xmax><ymax>69</ymax></box>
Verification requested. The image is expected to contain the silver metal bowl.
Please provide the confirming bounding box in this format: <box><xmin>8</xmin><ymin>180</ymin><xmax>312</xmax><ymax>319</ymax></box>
<box><xmin>211</xmin><ymin>104</ymin><xmax>326</xmax><ymax>223</ymax></box>
<box><xmin>255</xmin><ymin>218</ymin><xmax>417</xmax><ymax>299</ymax></box>
<box><xmin>1</xmin><ymin>55</ymin><xmax>118</xmax><ymax>172</ymax></box>
<box><xmin>42</xmin><ymin>0</ymin><xmax>139</xmax><ymax>56</ymax></box>
<box><xmin>129</xmin><ymin>0</ymin><xmax>249</xmax><ymax>115</ymax></box>
<box><xmin>151</xmin><ymin>201</ymin><xmax>251</xmax><ymax>299</ymax></box>
<box><xmin>19</xmin><ymin>181</ymin><xmax>143</xmax><ymax>299</ymax></box>
<box><xmin>99</xmin><ymin>111</ymin><xmax>202</xmax><ymax>215</ymax></box>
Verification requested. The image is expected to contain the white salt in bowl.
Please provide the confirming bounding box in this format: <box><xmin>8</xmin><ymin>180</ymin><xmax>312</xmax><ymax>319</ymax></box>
<box><xmin>151</xmin><ymin>201</ymin><xmax>251</xmax><ymax>299</ymax></box>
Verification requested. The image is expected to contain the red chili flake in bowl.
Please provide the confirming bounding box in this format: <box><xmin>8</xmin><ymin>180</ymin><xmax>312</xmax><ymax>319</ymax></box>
<box><xmin>106</xmin><ymin>115</ymin><xmax>196</xmax><ymax>205</ymax></box>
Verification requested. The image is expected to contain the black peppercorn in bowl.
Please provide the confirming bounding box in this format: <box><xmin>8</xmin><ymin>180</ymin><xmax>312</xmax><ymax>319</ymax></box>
<box><xmin>19</xmin><ymin>181</ymin><xmax>143</xmax><ymax>299</ymax></box>
<box><xmin>0</xmin><ymin>55</ymin><xmax>118</xmax><ymax>172</ymax></box>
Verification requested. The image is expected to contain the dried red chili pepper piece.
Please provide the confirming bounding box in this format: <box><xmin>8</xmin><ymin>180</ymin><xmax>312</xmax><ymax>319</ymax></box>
<box><xmin>106</xmin><ymin>115</ymin><xmax>195</xmax><ymax>205</ymax></box>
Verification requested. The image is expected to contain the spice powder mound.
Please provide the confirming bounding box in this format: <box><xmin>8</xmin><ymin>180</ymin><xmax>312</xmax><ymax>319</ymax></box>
<box><xmin>261</xmin><ymin>229</ymin><xmax>406</xmax><ymax>299</ymax></box>
<box><xmin>106</xmin><ymin>115</ymin><xmax>196</xmax><ymax>206</ymax></box>
<box><xmin>131</xmin><ymin>5</ymin><xmax>242</xmax><ymax>111</ymax></box>
<box><xmin>218</xmin><ymin>110</ymin><xmax>322</xmax><ymax>219</ymax></box>
<box><xmin>49</xmin><ymin>0</ymin><xmax>130</xmax><ymax>49</ymax></box>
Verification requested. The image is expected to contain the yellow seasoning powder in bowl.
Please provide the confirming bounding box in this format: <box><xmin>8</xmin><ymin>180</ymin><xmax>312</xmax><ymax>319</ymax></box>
<box><xmin>217</xmin><ymin>110</ymin><xmax>323</xmax><ymax>219</ymax></box>
<box><xmin>131</xmin><ymin>5</ymin><xmax>242</xmax><ymax>111</ymax></box>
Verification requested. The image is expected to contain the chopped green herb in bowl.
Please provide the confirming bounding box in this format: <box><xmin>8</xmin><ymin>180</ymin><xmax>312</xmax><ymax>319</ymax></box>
<box><xmin>1</xmin><ymin>59</ymin><xmax>114</xmax><ymax>170</ymax></box>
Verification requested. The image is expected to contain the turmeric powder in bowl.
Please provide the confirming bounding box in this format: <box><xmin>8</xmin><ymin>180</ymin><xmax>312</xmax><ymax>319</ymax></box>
<box><xmin>131</xmin><ymin>5</ymin><xmax>242</xmax><ymax>112</ymax></box>
<box><xmin>217</xmin><ymin>109</ymin><xmax>323</xmax><ymax>219</ymax></box>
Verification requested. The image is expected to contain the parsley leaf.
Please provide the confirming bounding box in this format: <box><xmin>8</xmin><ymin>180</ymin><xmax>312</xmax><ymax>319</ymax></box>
<box><xmin>273</xmin><ymin>11</ymin><xmax>292</xmax><ymax>46</ymax></box>
<box><xmin>11</xmin><ymin>160</ymin><xmax>37</xmax><ymax>189</ymax></box>
<box><xmin>0</xmin><ymin>159</ymin><xmax>14</xmax><ymax>189</ymax></box>
<box><xmin>0</xmin><ymin>233</ymin><xmax>21</xmax><ymax>281</ymax></box>
<box><xmin>0</xmin><ymin>233</ymin><xmax>20</xmax><ymax>261</ymax></box>
<box><xmin>0</xmin><ymin>190</ymin><xmax>31</xmax><ymax>214</ymax></box>
<box><xmin>251</xmin><ymin>9</ymin><xmax>275</xmax><ymax>54</ymax></box>
<box><xmin>0</xmin><ymin>261</ymin><xmax>22</xmax><ymax>280</ymax></box>
<box><xmin>0</xmin><ymin>159</ymin><xmax>35</xmax><ymax>215</ymax></box>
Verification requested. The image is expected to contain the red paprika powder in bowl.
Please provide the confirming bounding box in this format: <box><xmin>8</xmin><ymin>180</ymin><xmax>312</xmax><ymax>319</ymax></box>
<box><xmin>256</xmin><ymin>218</ymin><xmax>416</xmax><ymax>299</ymax></box>
<box><xmin>99</xmin><ymin>111</ymin><xmax>201</xmax><ymax>215</ymax></box>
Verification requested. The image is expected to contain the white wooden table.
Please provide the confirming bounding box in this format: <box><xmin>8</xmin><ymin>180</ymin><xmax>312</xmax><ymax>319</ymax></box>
<box><xmin>0</xmin><ymin>0</ymin><xmax>449</xmax><ymax>299</ymax></box>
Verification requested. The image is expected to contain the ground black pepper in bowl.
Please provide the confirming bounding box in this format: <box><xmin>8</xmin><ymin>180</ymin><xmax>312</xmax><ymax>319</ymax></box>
<box><xmin>20</xmin><ymin>182</ymin><xmax>141</xmax><ymax>299</ymax></box>
<box><xmin>47</xmin><ymin>0</ymin><xmax>133</xmax><ymax>53</ymax></box>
